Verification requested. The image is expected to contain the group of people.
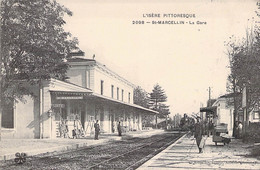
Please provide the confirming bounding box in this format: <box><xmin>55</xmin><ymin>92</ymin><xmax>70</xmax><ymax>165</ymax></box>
<box><xmin>93</xmin><ymin>120</ymin><xmax>122</xmax><ymax>140</ymax></box>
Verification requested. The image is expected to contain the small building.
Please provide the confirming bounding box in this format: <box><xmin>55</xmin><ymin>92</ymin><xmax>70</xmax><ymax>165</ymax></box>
<box><xmin>1</xmin><ymin>57</ymin><xmax>158</xmax><ymax>139</ymax></box>
<box><xmin>200</xmin><ymin>94</ymin><xmax>234</xmax><ymax>135</ymax></box>
<box><xmin>211</xmin><ymin>95</ymin><xmax>234</xmax><ymax>135</ymax></box>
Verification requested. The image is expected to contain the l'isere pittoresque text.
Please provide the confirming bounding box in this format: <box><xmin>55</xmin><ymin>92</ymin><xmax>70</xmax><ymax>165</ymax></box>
<box><xmin>132</xmin><ymin>13</ymin><xmax>207</xmax><ymax>25</ymax></box>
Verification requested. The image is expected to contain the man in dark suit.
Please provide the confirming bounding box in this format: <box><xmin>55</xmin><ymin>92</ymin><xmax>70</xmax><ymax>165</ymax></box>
<box><xmin>194</xmin><ymin>117</ymin><xmax>206</xmax><ymax>153</ymax></box>
<box><xmin>94</xmin><ymin>120</ymin><xmax>100</xmax><ymax>140</ymax></box>
<box><xmin>117</xmin><ymin>121</ymin><xmax>122</xmax><ymax>136</ymax></box>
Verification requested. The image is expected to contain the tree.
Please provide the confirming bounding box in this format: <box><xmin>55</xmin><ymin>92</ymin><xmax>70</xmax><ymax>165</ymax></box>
<box><xmin>0</xmin><ymin>0</ymin><xmax>3</xmax><ymax>141</ymax></box>
<box><xmin>133</xmin><ymin>86</ymin><xmax>154</xmax><ymax>127</ymax></box>
<box><xmin>1</xmin><ymin>0</ymin><xmax>78</xmax><ymax>96</ymax></box>
<box><xmin>226</xmin><ymin>24</ymin><xmax>260</xmax><ymax>137</ymax></box>
<box><xmin>225</xmin><ymin>37</ymin><xmax>244</xmax><ymax>137</ymax></box>
<box><xmin>149</xmin><ymin>84</ymin><xmax>170</xmax><ymax>128</ymax></box>
<box><xmin>133</xmin><ymin>86</ymin><xmax>150</xmax><ymax>108</ymax></box>
<box><xmin>157</xmin><ymin>103</ymin><xmax>170</xmax><ymax>118</ymax></box>
<box><xmin>150</xmin><ymin>84</ymin><xmax>167</xmax><ymax>109</ymax></box>
<box><xmin>0</xmin><ymin>0</ymin><xmax>79</xmax><ymax>139</ymax></box>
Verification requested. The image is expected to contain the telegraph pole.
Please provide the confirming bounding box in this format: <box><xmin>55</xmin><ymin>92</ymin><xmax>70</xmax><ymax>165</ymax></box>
<box><xmin>242</xmin><ymin>86</ymin><xmax>248</xmax><ymax>141</ymax></box>
<box><xmin>155</xmin><ymin>99</ymin><xmax>158</xmax><ymax>129</ymax></box>
<box><xmin>209</xmin><ymin>87</ymin><xmax>211</xmax><ymax>100</ymax></box>
<box><xmin>232</xmin><ymin>78</ymin><xmax>237</xmax><ymax>137</ymax></box>
<box><xmin>208</xmin><ymin>87</ymin><xmax>211</xmax><ymax>106</ymax></box>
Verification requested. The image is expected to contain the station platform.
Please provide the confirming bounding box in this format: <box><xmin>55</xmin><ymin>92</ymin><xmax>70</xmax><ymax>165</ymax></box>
<box><xmin>0</xmin><ymin>129</ymin><xmax>165</xmax><ymax>161</ymax></box>
<box><xmin>139</xmin><ymin>134</ymin><xmax>260</xmax><ymax>170</ymax></box>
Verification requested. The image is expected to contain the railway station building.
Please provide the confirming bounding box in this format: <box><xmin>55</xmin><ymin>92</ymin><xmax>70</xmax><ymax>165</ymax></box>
<box><xmin>1</xmin><ymin>56</ymin><xmax>158</xmax><ymax>139</ymax></box>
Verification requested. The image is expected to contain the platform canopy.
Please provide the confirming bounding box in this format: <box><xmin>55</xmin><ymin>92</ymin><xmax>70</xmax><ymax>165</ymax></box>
<box><xmin>90</xmin><ymin>93</ymin><xmax>159</xmax><ymax>115</ymax></box>
<box><xmin>200</xmin><ymin>106</ymin><xmax>217</xmax><ymax>113</ymax></box>
<box><xmin>48</xmin><ymin>79</ymin><xmax>158</xmax><ymax>115</ymax></box>
<box><xmin>200</xmin><ymin>106</ymin><xmax>217</xmax><ymax>118</ymax></box>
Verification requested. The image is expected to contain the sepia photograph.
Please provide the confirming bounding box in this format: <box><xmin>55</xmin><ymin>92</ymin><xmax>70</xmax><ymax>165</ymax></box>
<box><xmin>0</xmin><ymin>0</ymin><xmax>260</xmax><ymax>169</ymax></box>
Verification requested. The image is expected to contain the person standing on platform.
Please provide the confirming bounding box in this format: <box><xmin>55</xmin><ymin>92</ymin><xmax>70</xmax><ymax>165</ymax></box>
<box><xmin>94</xmin><ymin>120</ymin><xmax>100</xmax><ymax>140</ymax></box>
<box><xmin>234</xmin><ymin>121</ymin><xmax>239</xmax><ymax>138</ymax></box>
<box><xmin>194</xmin><ymin>117</ymin><xmax>206</xmax><ymax>153</ymax></box>
<box><xmin>117</xmin><ymin>121</ymin><xmax>122</xmax><ymax>136</ymax></box>
<box><xmin>238</xmin><ymin>121</ymin><xmax>243</xmax><ymax>139</ymax></box>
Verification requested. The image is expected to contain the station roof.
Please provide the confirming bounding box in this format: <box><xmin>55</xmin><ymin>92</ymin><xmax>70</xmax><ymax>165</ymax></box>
<box><xmin>67</xmin><ymin>57</ymin><xmax>136</xmax><ymax>88</ymax></box>
<box><xmin>49</xmin><ymin>79</ymin><xmax>92</xmax><ymax>95</ymax></box>
<box><xmin>67</xmin><ymin>57</ymin><xmax>95</xmax><ymax>63</ymax></box>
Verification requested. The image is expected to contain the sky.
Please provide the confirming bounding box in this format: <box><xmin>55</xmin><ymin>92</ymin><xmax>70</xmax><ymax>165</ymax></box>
<box><xmin>58</xmin><ymin>0</ymin><xmax>258</xmax><ymax>116</ymax></box>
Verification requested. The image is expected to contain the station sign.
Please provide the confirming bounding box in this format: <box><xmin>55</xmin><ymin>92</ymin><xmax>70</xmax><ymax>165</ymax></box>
<box><xmin>51</xmin><ymin>104</ymin><xmax>65</xmax><ymax>108</ymax></box>
<box><xmin>56</xmin><ymin>96</ymin><xmax>83</xmax><ymax>100</ymax></box>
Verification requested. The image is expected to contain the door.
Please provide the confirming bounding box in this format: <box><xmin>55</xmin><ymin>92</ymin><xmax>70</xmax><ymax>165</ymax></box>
<box><xmin>111</xmin><ymin>113</ymin><xmax>115</xmax><ymax>133</ymax></box>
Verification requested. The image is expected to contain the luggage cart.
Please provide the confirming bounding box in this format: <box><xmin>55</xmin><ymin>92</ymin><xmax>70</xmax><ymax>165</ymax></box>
<box><xmin>213</xmin><ymin>124</ymin><xmax>231</xmax><ymax>146</ymax></box>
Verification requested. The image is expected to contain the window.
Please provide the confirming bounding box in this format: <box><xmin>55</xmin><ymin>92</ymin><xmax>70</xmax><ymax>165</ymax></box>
<box><xmin>117</xmin><ymin>87</ymin><xmax>119</xmax><ymax>100</ymax></box>
<box><xmin>85</xmin><ymin>70</ymin><xmax>90</xmax><ymax>88</ymax></box>
<box><xmin>111</xmin><ymin>85</ymin><xmax>114</xmax><ymax>98</ymax></box>
<box><xmin>101</xmin><ymin>80</ymin><xmax>104</xmax><ymax>95</ymax></box>
<box><xmin>122</xmin><ymin>89</ymin><xmax>124</xmax><ymax>101</ymax></box>
<box><xmin>2</xmin><ymin>100</ymin><xmax>14</xmax><ymax>128</ymax></box>
<box><xmin>253</xmin><ymin>112</ymin><xmax>260</xmax><ymax>119</ymax></box>
<box><xmin>128</xmin><ymin>92</ymin><xmax>131</xmax><ymax>103</ymax></box>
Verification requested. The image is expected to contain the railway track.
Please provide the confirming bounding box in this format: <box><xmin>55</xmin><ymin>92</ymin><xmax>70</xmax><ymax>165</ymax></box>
<box><xmin>0</xmin><ymin>132</ymin><xmax>185</xmax><ymax>170</ymax></box>
<box><xmin>87</xmin><ymin>133</ymin><xmax>184</xmax><ymax>169</ymax></box>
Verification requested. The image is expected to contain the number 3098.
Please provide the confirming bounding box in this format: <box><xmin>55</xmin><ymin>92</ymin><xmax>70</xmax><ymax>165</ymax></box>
<box><xmin>132</xmin><ymin>21</ymin><xmax>145</xmax><ymax>24</ymax></box>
